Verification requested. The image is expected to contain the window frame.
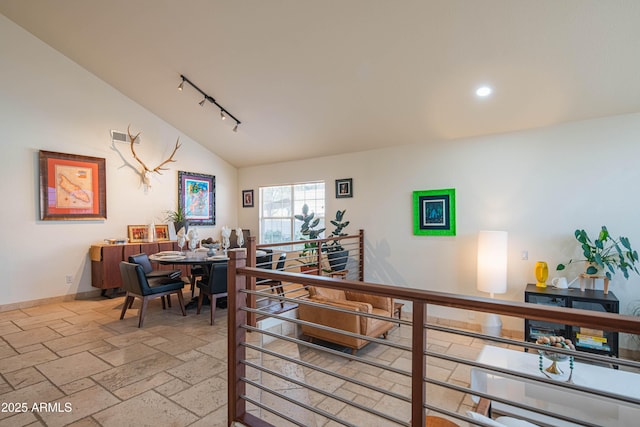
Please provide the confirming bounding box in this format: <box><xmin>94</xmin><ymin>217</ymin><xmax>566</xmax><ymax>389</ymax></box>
<box><xmin>259</xmin><ymin>181</ymin><xmax>325</xmax><ymax>245</ymax></box>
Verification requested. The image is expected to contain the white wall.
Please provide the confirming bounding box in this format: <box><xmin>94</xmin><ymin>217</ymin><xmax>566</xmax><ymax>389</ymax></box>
<box><xmin>0</xmin><ymin>16</ymin><xmax>237</xmax><ymax>306</ymax></box>
<box><xmin>239</xmin><ymin>113</ymin><xmax>640</xmax><ymax>343</ymax></box>
<box><xmin>3</xmin><ymin>13</ymin><xmax>638</xmax><ymax>347</ymax></box>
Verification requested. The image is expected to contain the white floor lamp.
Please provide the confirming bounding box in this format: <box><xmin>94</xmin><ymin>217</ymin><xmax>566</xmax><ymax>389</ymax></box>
<box><xmin>477</xmin><ymin>230</ymin><xmax>508</xmax><ymax>337</ymax></box>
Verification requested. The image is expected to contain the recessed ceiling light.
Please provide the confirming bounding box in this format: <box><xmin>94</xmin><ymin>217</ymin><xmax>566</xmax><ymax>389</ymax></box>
<box><xmin>476</xmin><ymin>86</ymin><xmax>492</xmax><ymax>97</ymax></box>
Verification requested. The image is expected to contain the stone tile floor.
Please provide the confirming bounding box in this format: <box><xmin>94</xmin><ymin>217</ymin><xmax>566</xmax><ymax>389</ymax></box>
<box><xmin>0</xmin><ymin>296</ymin><xmax>483</xmax><ymax>427</ymax></box>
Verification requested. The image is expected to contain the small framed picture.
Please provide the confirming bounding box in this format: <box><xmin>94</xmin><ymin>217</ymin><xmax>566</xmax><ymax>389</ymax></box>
<box><xmin>128</xmin><ymin>225</ymin><xmax>149</xmax><ymax>243</ymax></box>
<box><xmin>413</xmin><ymin>188</ymin><xmax>456</xmax><ymax>236</ymax></box>
<box><xmin>242</xmin><ymin>189</ymin><xmax>254</xmax><ymax>208</ymax></box>
<box><xmin>335</xmin><ymin>178</ymin><xmax>353</xmax><ymax>198</ymax></box>
<box><xmin>154</xmin><ymin>224</ymin><xmax>170</xmax><ymax>241</ymax></box>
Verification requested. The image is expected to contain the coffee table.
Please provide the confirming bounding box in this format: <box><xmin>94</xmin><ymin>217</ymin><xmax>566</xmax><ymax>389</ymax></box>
<box><xmin>470</xmin><ymin>345</ymin><xmax>640</xmax><ymax>426</ymax></box>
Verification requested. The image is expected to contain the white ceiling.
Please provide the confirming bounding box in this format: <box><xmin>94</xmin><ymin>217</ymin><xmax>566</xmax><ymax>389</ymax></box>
<box><xmin>2</xmin><ymin>0</ymin><xmax>640</xmax><ymax>167</ymax></box>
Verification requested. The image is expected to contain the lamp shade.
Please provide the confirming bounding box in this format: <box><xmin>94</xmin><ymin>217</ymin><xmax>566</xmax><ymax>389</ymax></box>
<box><xmin>477</xmin><ymin>230</ymin><xmax>508</xmax><ymax>295</ymax></box>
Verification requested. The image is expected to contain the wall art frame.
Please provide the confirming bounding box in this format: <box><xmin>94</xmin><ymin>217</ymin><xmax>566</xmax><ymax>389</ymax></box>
<box><xmin>178</xmin><ymin>171</ymin><xmax>215</xmax><ymax>226</ymax></box>
<box><xmin>242</xmin><ymin>189</ymin><xmax>254</xmax><ymax>208</ymax></box>
<box><xmin>413</xmin><ymin>188</ymin><xmax>456</xmax><ymax>236</ymax></box>
<box><xmin>335</xmin><ymin>178</ymin><xmax>353</xmax><ymax>198</ymax></box>
<box><xmin>154</xmin><ymin>224</ymin><xmax>170</xmax><ymax>241</ymax></box>
<box><xmin>39</xmin><ymin>150</ymin><xmax>107</xmax><ymax>221</ymax></box>
<box><xmin>128</xmin><ymin>225</ymin><xmax>149</xmax><ymax>243</ymax></box>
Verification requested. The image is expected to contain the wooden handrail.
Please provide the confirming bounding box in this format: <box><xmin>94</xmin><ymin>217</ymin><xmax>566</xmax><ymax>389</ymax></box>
<box><xmin>255</xmin><ymin>232</ymin><xmax>361</xmax><ymax>249</ymax></box>
<box><xmin>237</xmin><ymin>266</ymin><xmax>640</xmax><ymax>334</ymax></box>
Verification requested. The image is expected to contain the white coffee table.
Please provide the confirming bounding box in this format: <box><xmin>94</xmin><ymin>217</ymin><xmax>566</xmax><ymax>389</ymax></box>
<box><xmin>470</xmin><ymin>345</ymin><xmax>640</xmax><ymax>427</ymax></box>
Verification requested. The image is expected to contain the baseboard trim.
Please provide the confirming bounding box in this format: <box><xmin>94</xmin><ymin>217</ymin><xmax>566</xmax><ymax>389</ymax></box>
<box><xmin>0</xmin><ymin>290</ymin><xmax>103</xmax><ymax>312</ymax></box>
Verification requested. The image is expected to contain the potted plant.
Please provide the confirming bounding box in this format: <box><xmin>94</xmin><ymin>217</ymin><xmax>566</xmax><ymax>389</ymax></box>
<box><xmin>322</xmin><ymin>209</ymin><xmax>350</xmax><ymax>272</ymax></box>
<box><xmin>556</xmin><ymin>226</ymin><xmax>640</xmax><ymax>280</ymax></box>
<box><xmin>165</xmin><ymin>208</ymin><xmax>188</xmax><ymax>234</ymax></box>
<box><xmin>294</xmin><ymin>204</ymin><xmax>325</xmax><ymax>273</ymax></box>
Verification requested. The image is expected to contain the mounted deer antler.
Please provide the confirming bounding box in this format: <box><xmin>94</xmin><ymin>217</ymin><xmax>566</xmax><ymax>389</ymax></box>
<box><xmin>127</xmin><ymin>125</ymin><xmax>181</xmax><ymax>187</ymax></box>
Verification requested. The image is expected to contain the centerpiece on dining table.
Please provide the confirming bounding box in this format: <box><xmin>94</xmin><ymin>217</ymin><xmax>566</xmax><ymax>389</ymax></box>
<box><xmin>200</xmin><ymin>237</ymin><xmax>220</xmax><ymax>256</ymax></box>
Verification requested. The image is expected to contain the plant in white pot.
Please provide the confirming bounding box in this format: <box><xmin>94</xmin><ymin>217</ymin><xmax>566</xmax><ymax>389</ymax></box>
<box><xmin>556</xmin><ymin>226</ymin><xmax>640</xmax><ymax>282</ymax></box>
<box><xmin>322</xmin><ymin>209</ymin><xmax>350</xmax><ymax>272</ymax></box>
<box><xmin>294</xmin><ymin>204</ymin><xmax>325</xmax><ymax>273</ymax></box>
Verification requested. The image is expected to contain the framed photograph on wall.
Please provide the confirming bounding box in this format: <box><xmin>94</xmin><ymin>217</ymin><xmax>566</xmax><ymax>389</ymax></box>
<box><xmin>335</xmin><ymin>178</ymin><xmax>353</xmax><ymax>198</ymax></box>
<box><xmin>154</xmin><ymin>224</ymin><xmax>170</xmax><ymax>241</ymax></box>
<box><xmin>413</xmin><ymin>188</ymin><xmax>456</xmax><ymax>236</ymax></box>
<box><xmin>128</xmin><ymin>225</ymin><xmax>149</xmax><ymax>243</ymax></box>
<box><xmin>178</xmin><ymin>171</ymin><xmax>215</xmax><ymax>226</ymax></box>
<box><xmin>39</xmin><ymin>150</ymin><xmax>107</xmax><ymax>220</ymax></box>
<box><xmin>242</xmin><ymin>189</ymin><xmax>254</xmax><ymax>208</ymax></box>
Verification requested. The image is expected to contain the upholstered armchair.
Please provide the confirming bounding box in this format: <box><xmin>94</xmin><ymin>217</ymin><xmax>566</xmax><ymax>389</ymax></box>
<box><xmin>298</xmin><ymin>286</ymin><xmax>394</xmax><ymax>354</ymax></box>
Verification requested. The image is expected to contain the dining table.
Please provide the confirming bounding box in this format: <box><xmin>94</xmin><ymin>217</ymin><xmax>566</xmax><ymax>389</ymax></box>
<box><xmin>148</xmin><ymin>248</ymin><xmax>267</xmax><ymax>265</ymax></box>
<box><xmin>148</xmin><ymin>249</ymin><xmax>267</xmax><ymax>309</ymax></box>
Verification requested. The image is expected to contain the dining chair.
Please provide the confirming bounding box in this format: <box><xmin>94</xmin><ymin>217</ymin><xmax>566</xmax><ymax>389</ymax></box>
<box><xmin>229</xmin><ymin>228</ymin><xmax>250</xmax><ymax>248</ymax></box>
<box><xmin>128</xmin><ymin>253</ymin><xmax>182</xmax><ymax>308</ymax></box>
<box><xmin>256</xmin><ymin>248</ymin><xmax>273</xmax><ymax>271</ymax></box>
<box><xmin>119</xmin><ymin>261</ymin><xmax>186</xmax><ymax>328</ymax></box>
<box><xmin>196</xmin><ymin>263</ymin><xmax>228</xmax><ymax>325</ymax></box>
<box><xmin>257</xmin><ymin>252</ymin><xmax>287</xmax><ymax>307</ymax></box>
<box><xmin>189</xmin><ymin>264</ymin><xmax>206</xmax><ymax>298</ymax></box>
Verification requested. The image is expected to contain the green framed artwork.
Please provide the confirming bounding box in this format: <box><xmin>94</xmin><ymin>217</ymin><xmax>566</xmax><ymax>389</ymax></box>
<box><xmin>413</xmin><ymin>188</ymin><xmax>456</xmax><ymax>236</ymax></box>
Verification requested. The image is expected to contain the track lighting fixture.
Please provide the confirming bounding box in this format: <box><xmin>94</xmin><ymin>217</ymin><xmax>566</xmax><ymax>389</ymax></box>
<box><xmin>177</xmin><ymin>74</ymin><xmax>241</xmax><ymax>132</ymax></box>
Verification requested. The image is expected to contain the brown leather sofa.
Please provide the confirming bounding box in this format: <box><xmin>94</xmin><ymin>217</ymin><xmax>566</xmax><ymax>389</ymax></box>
<box><xmin>298</xmin><ymin>286</ymin><xmax>394</xmax><ymax>354</ymax></box>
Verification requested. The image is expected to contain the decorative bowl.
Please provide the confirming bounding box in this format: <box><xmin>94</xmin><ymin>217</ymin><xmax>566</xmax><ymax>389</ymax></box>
<box><xmin>536</xmin><ymin>335</ymin><xmax>575</xmax><ymax>374</ymax></box>
<box><xmin>201</xmin><ymin>243</ymin><xmax>220</xmax><ymax>256</ymax></box>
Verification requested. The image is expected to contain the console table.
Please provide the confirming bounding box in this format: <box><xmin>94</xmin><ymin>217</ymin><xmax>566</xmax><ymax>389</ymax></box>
<box><xmin>90</xmin><ymin>241</ymin><xmax>184</xmax><ymax>296</ymax></box>
<box><xmin>524</xmin><ymin>284</ymin><xmax>619</xmax><ymax>357</ymax></box>
<box><xmin>471</xmin><ymin>345</ymin><xmax>640</xmax><ymax>426</ymax></box>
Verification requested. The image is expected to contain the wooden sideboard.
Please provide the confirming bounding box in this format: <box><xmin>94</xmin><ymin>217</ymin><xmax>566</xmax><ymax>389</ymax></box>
<box><xmin>90</xmin><ymin>241</ymin><xmax>187</xmax><ymax>296</ymax></box>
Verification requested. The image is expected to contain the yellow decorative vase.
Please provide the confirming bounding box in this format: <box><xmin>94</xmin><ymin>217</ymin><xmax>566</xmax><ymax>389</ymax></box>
<box><xmin>535</xmin><ymin>261</ymin><xmax>549</xmax><ymax>288</ymax></box>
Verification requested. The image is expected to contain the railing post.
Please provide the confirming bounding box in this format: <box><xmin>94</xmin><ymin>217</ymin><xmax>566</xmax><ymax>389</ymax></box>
<box><xmin>358</xmin><ymin>229</ymin><xmax>364</xmax><ymax>281</ymax></box>
<box><xmin>227</xmin><ymin>248</ymin><xmax>247</xmax><ymax>426</ymax></box>
<box><xmin>247</xmin><ymin>236</ymin><xmax>257</xmax><ymax>327</ymax></box>
<box><xmin>315</xmin><ymin>238</ymin><xmax>322</xmax><ymax>275</ymax></box>
<box><xmin>412</xmin><ymin>301</ymin><xmax>426</xmax><ymax>426</ymax></box>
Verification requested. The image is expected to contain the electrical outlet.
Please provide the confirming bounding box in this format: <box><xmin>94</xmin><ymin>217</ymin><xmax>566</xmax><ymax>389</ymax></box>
<box><xmin>521</xmin><ymin>250</ymin><xmax>528</xmax><ymax>260</ymax></box>
<box><xmin>65</xmin><ymin>275</ymin><xmax>73</xmax><ymax>284</ymax></box>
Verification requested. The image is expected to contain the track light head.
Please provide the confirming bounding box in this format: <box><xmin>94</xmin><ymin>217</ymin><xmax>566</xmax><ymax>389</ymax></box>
<box><xmin>220</xmin><ymin>111</ymin><xmax>226</xmax><ymax>120</ymax></box>
<box><xmin>178</xmin><ymin>79</ymin><xmax>184</xmax><ymax>91</ymax></box>
<box><xmin>233</xmin><ymin>123</ymin><xmax>238</xmax><ymax>132</ymax></box>
<box><xmin>199</xmin><ymin>97</ymin><xmax>206</xmax><ymax>107</ymax></box>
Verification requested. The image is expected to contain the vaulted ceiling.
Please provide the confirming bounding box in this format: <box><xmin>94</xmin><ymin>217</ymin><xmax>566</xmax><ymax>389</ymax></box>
<box><xmin>2</xmin><ymin>0</ymin><xmax>640</xmax><ymax>167</ymax></box>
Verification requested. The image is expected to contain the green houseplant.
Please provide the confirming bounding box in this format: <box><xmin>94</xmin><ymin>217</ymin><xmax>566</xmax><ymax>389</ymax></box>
<box><xmin>322</xmin><ymin>209</ymin><xmax>350</xmax><ymax>271</ymax></box>
<box><xmin>294</xmin><ymin>204</ymin><xmax>325</xmax><ymax>272</ymax></box>
<box><xmin>165</xmin><ymin>208</ymin><xmax>188</xmax><ymax>234</ymax></box>
<box><xmin>556</xmin><ymin>226</ymin><xmax>640</xmax><ymax>280</ymax></box>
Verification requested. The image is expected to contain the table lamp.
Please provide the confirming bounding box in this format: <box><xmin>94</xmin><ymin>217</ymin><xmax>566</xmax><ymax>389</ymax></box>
<box><xmin>477</xmin><ymin>230</ymin><xmax>508</xmax><ymax>337</ymax></box>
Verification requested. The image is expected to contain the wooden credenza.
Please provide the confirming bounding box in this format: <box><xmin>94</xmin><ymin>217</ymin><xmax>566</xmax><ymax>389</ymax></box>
<box><xmin>90</xmin><ymin>241</ymin><xmax>187</xmax><ymax>295</ymax></box>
